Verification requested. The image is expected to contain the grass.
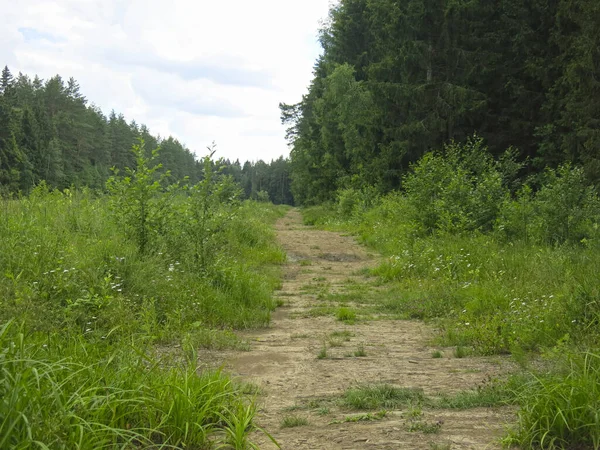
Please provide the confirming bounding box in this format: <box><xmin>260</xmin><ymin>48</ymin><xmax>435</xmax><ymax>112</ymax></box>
<box><xmin>0</xmin><ymin>182</ymin><xmax>288</xmax><ymax>448</ymax></box>
<box><xmin>0</xmin><ymin>321</ymin><xmax>261</xmax><ymax>449</ymax></box>
<box><xmin>336</xmin><ymin>307</ymin><xmax>357</xmax><ymax>323</ymax></box>
<box><xmin>354</xmin><ymin>344</ymin><xmax>367</xmax><ymax>357</ymax></box>
<box><xmin>280</xmin><ymin>415</ymin><xmax>310</xmax><ymax>428</ymax></box>
<box><xmin>317</xmin><ymin>344</ymin><xmax>328</xmax><ymax>359</ymax></box>
<box><xmin>505</xmin><ymin>352</ymin><xmax>600</xmax><ymax>449</ymax></box>
<box><xmin>342</xmin><ymin>384</ymin><xmax>425</xmax><ymax>410</ymax></box>
<box><xmin>431</xmin><ymin>350</ymin><xmax>443</xmax><ymax>358</ymax></box>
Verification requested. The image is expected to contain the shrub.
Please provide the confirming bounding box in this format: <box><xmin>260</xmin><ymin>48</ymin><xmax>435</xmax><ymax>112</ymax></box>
<box><xmin>403</xmin><ymin>135</ymin><xmax>508</xmax><ymax>234</ymax></box>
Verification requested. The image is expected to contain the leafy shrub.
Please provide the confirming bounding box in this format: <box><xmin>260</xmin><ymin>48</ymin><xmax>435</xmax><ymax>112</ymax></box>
<box><xmin>497</xmin><ymin>165</ymin><xmax>600</xmax><ymax>245</ymax></box>
<box><xmin>403</xmin><ymin>135</ymin><xmax>508</xmax><ymax>234</ymax></box>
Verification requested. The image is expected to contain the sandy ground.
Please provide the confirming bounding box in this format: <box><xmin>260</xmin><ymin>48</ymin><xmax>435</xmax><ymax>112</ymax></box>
<box><xmin>200</xmin><ymin>209</ymin><xmax>515</xmax><ymax>449</ymax></box>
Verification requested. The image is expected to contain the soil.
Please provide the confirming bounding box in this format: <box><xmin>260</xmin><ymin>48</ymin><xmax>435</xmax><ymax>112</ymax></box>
<box><xmin>201</xmin><ymin>209</ymin><xmax>516</xmax><ymax>449</ymax></box>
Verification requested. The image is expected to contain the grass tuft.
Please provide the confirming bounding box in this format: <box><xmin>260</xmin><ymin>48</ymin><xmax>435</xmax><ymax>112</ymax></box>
<box><xmin>280</xmin><ymin>415</ymin><xmax>310</xmax><ymax>428</ymax></box>
<box><xmin>343</xmin><ymin>384</ymin><xmax>424</xmax><ymax>410</ymax></box>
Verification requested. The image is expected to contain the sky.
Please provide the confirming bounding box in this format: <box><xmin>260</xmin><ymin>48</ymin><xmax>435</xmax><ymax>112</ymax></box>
<box><xmin>0</xmin><ymin>0</ymin><xmax>334</xmax><ymax>162</ymax></box>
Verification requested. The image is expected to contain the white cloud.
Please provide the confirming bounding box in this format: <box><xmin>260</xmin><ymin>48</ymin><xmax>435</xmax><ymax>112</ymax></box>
<box><xmin>0</xmin><ymin>0</ymin><xmax>335</xmax><ymax>162</ymax></box>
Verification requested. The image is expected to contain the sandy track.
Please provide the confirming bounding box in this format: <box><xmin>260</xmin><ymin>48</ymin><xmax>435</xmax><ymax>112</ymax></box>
<box><xmin>203</xmin><ymin>209</ymin><xmax>514</xmax><ymax>449</ymax></box>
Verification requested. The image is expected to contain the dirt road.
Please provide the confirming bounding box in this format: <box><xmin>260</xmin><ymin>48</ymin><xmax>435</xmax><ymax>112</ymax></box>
<box><xmin>211</xmin><ymin>209</ymin><xmax>514</xmax><ymax>449</ymax></box>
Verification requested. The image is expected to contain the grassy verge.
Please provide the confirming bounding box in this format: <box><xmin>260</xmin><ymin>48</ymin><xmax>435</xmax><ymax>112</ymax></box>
<box><xmin>0</xmin><ymin>147</ymin><xmax>287</xmax><ymax>448</ymax></box>
<box><xmin>300</xmin><ymin>140</ymin><xmax>600</xmax><ymax>449</ymax></box>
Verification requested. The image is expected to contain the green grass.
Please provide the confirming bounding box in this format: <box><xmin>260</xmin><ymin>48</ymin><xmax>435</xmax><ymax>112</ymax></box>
<box><xmin>336</xmin><ymin>307</ymin><xmax>357</xmax><ymax>323</ymax></box>
<box><xmin>353</xmin><ymin>344</ymin><xmax>367</xmax><ymax>357</ymax></box>
<box><xmin>0</xmin><ymin>184</ymin><xmax>288</xmax><ymax>448</ymax></box>
<box><xmin>280</xmin><ymin>415</ymin><xmax>310</xmax><ymax>428</ymax></box>
<box><xmin>342</xmin><ymin>384</ymin><xmax>425</xmax><ymax>410</ymax></box>
<box><xmin>0</xmin><ymin>321</ymin><xmax>262</xmax><ymax>449</ymax></box>
<box><xmin>301</xmin><ymin>188</ymin><xmax>600</xmax><ymax>449</ymax></box>
<box><xmin>317</xmin><ymin>344</ymin><xmax>328</xmax><ymax>359</ymax></box>
<box><xmin>505</xmin><ymin>352</ymin><xmax>600</xmax><ymax>450</ymax></box>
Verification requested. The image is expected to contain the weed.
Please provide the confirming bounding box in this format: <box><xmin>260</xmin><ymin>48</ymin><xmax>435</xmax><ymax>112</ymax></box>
<box><xmin>280</xmin><ymin>415</ymin><xmax>309</xmax><ymax>428</ymax></box>
<box><xmin>429</xmin><ymin>443</ymin><xmax>452</xmax><ymax>450</ymax></box>
<box><xmin>431</xmin><ymin>350</ymin><xmax>443</xmax><ymax>358</ymax></box>
<box><xmin>453</xmin><ymin>346</ymin><xmax>469</xmax><ymax>358</ymax></box>
<box><xmin>330</xmin><ymin>330</ymin><xmax>354</xmax><ymax>340</ymax></box>
<box><xmin>408</xmin><ymin>420</ymin><xmax>443</xmax><ymax>434</ymax></box>
<box><xmin>291</xmin><ymin>333</ymin><xmax>310</xmax><ymax>339</ymax></box>
<box><xmin>336</xmin><ymin>307</ymin><xmax>357</xmax><ymax>323</ymax></box>
<box><xmin>328</xmin><ymin>337</ymin><xmax>344</xmax><ymax>347</ymax></box>
<box><xmin>316</xmin><ymin>407</ymin><xmax>330</xmax><ymax>416</ymax></box>
<box><xmin>354</xmin><ymin>344</ymin><xmax>367</xmax><ymax>357</ymax></box>
<box><xmin>343</xmin><ymin>384</ymin><xmax>424</xmax><ymax>410</ymax></box>
<box><xmin>283</xmin><ymin>405</ymin><xmax>304</xmax><ymax>412</ymax></box>
<box><xmin>317</xmin><ymin>344</ymin><xmax>328</xmax><ymax>359</ymax></box>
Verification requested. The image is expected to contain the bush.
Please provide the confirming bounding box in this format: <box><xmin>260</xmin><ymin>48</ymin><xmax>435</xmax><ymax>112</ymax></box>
<box><xmin>403</xmin><ymin>135</ymin><xmax>508</xmax><ymax>234</ymax></box>
<box><xmin>497</xmin><ymin>165</ymin><xmax>600</xmax><ymax>245</ymax></box>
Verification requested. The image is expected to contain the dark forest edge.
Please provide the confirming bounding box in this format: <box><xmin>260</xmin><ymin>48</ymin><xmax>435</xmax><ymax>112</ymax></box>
<box><xmin>281</xmin><ymin>0</ymin><xmax>600</xmax><ymax>205</ymax></box>
<box><xmin>0</xmin><ymin>65</ymin><xmax>293</xmax><ymax>205</ymax></box>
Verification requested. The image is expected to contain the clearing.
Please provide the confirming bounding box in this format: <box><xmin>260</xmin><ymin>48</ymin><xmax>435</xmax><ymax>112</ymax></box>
<box><xmin>201</xmin><ymin>209</ymin><xmax>515</xmax><ymax>449</ymax></box>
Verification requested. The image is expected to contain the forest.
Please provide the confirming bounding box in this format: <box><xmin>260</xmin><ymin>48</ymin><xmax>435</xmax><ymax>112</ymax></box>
<box><xmin>281</xmin><ymin>0</ymin><xmax>600</xmax><ymax>204</ymax></box>
<box><xmin>0</xmin><ymin>65</ymin><xmax>292</xmax><ymax>204</ymax></box>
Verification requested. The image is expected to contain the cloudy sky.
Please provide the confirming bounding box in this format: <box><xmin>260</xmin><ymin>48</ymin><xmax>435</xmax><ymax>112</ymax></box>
<box><xmin>1</xmin><ymin>0</ymin><xmax>334</xmax><ymax>162</ymax></box>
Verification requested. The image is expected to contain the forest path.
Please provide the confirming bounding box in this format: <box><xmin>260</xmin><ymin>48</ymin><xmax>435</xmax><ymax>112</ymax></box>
<box><xmin>206</xmin><ymin>209</ymin><xmax>514</xmax><ymax>449</ymax></box>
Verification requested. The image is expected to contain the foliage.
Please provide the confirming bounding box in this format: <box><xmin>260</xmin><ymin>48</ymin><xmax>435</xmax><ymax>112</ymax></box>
<box><xmin>0</xmin><ymin>66</ymin><xmax>201</xmax><ymax>194</ymax></box>
<box><xmin>0</xmin><ymin>321</ymin><xmax>259</xmax><ymax>449</ymax></box>
<box><xmin>302</xmin><ymin>137</ymin><xmax>600</xmax><ymax>449</ymax></box>
<box><xmin>284</xmin><ymin>0</ymin><xmax>600</xmax><ymax>205</ymax></box>
<box><xmin>0</xmin><ymin>141</ymin><xmax>287</xmax><ymax>447</ymax></box>
<box><xmin>506</xmin><ymin>352</ymin><xmax>600</xmax><ymax>450</ymax></box>
<box><xmin>403</xmin><ymin>136</ymin><xmax>508</xmax><ymax>234</ymax></box>
<box><xmin>342</xmin><ymin>384</ymin><xmax>424</xmax><ymax>410</ymax></box>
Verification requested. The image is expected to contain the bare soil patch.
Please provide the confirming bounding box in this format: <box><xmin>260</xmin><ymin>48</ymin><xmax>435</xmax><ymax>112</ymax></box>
<box><xmin>200</xmin><ymin>209</ymin><xmax>515</xmax><ymax>449</ymax></box>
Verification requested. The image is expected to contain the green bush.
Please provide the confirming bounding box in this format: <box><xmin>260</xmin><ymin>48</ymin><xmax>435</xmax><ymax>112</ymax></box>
<box><xmin>498</xmin><ymin>165</ymin><xmax>600</xmax><ymax>245</ymax></box>
<box><xmin>403</xmin><ymin>136</ymin><xmax>508</xmax><ymax>234</ymax></box>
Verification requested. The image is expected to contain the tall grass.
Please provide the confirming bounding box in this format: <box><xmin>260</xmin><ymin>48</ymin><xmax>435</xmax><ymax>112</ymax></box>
<box><xmin>506</xmin><ymin>352</ymin><xmax>600</xmax><ymax>449</ymax></box>
<box><xmin>0</xmin><ymin>141</ymin><xmax>287</xmax><ymax>448</ymax></box>
<box><xmin>0</xmin><ymin>321</ymin><xmax>261</xmax><ymax>449</ymax></box>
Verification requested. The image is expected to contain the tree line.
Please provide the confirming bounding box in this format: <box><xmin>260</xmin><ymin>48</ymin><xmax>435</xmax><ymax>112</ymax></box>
<box><xmin>0</xmin><ymin>66</ymin><xmax>293</xmax><ymax>204</ymax></box>
<box><xmin>281</xmin><ymin>0</ymin><xmax>600</xmax><ymax>204</ymax></box>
